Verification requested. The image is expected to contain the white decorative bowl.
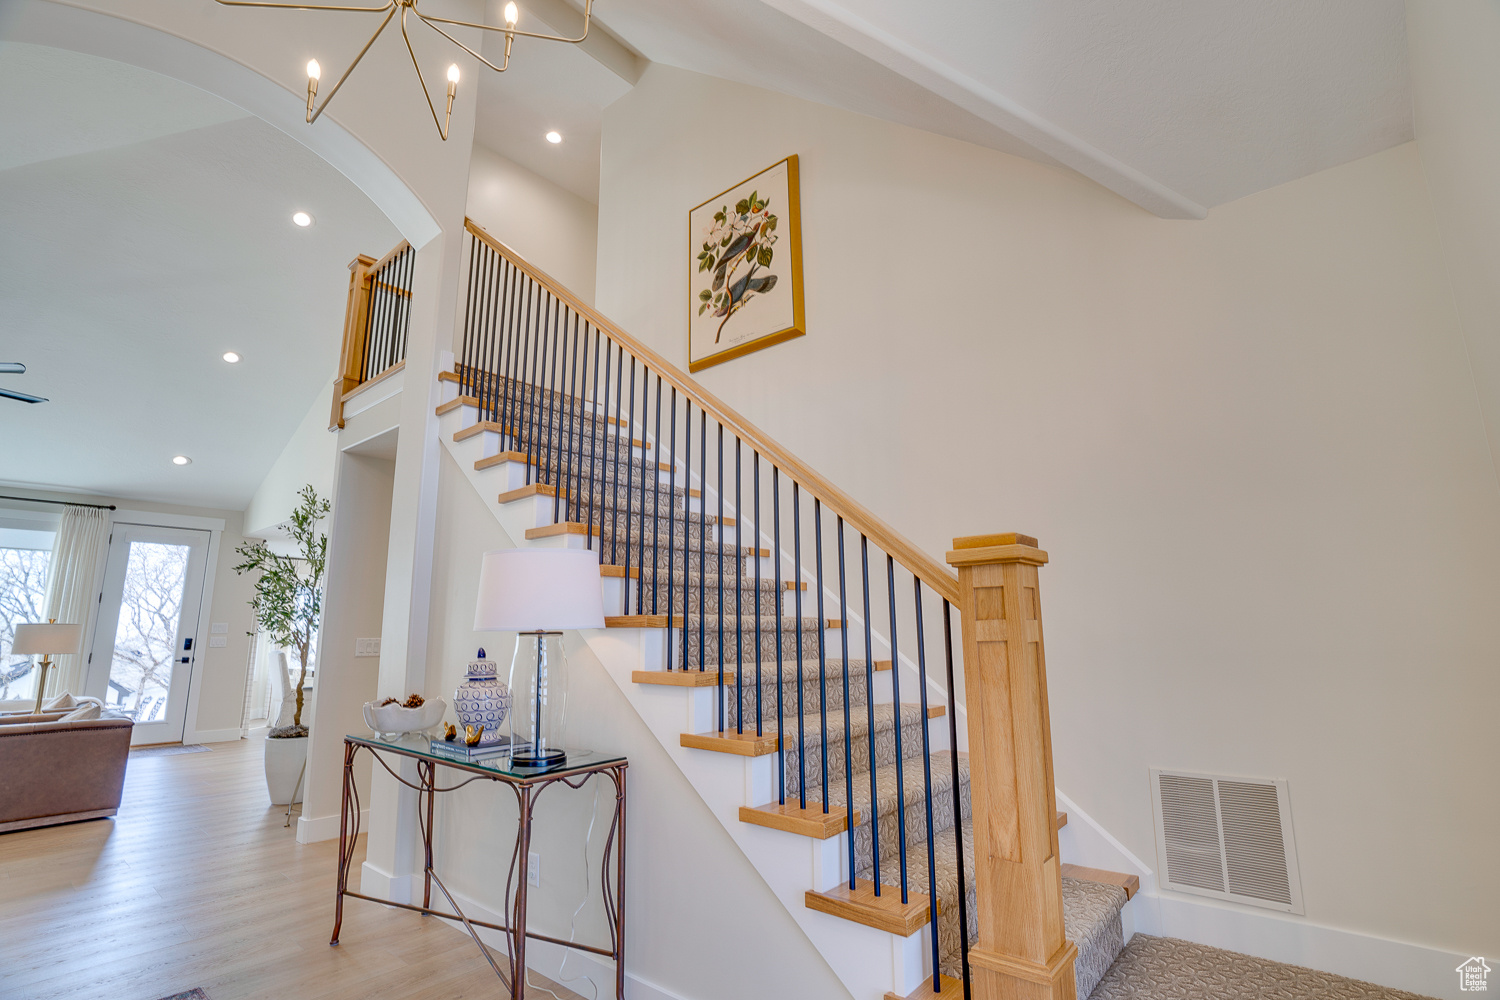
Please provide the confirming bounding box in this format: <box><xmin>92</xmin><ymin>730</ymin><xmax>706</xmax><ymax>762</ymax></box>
<box><xmin>363</xmin><ymin>697</ymin><xmax>447</xmax><ymax>738</ymax></box>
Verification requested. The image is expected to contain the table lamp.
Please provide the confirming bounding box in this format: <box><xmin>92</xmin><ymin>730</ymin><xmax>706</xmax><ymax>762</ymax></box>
<box><xmin>473</xmin><ymin>549</ymin><xmax>604</xmax><ymax>768</ymax></box>
<box><xmin>13</xmin><ymin>620</ymin><xmax>85</xmax><ymax>714</ymax></box>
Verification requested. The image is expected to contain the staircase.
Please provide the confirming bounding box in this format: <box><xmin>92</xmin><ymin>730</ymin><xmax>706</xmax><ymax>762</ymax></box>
<box><xmin>432</xmin><ymin>219</ymin><xmax>1141</xmax><ymax>1000</ymax></box>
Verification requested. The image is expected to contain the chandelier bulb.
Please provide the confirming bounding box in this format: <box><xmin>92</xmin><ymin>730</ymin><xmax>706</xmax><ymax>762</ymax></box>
<box><xmin>307</xmin><ymin>59</ymin><xmax>321</xmax><ymax>81</ymax></box>
<box><xmin>504</xmin><ymin>2</ymin><xmax>518</xmax><ymax>27</ymax></box>
<box><xmin>448</xmin><ymin>63</ymin><xmax>461</xmax><ymax>84</ymax></box>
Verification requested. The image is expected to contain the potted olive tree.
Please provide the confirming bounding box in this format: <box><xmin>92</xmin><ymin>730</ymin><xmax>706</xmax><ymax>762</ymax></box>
<box><xmin>234</xmin><ymin>485</ymin><xmax>329</xmax><ymax>806</ymax></box>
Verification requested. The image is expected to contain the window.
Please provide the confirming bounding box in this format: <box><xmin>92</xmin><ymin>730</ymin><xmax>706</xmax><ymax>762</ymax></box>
<box><xmin>0</xmin><ymin>526</ymin><xmax>56</xmax><ymax>701</ymax></box>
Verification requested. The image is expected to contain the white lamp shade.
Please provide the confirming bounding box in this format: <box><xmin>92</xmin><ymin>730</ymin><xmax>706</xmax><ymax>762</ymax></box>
<box><xmin>11</xmin><ymin>622</ymin><xmax>84</xmax><ymax>656</ymax></box>
<box><xmin>474</xmin><ymin>549</ymin><xmax>605</xmax><ymax>631</ymax></box>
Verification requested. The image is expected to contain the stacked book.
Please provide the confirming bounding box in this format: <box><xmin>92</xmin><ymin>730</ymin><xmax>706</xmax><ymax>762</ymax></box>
<box><xmin>429</xmin><ymin>734</ymin><xmax>518</xmax><ymax>762</ymax></box>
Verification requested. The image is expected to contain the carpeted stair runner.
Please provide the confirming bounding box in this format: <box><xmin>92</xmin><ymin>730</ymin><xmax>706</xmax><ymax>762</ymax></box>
<box><xmin>464</xmin><ymin>375</ymin><xmax>1132</xmax><ymax>997</ymax></box>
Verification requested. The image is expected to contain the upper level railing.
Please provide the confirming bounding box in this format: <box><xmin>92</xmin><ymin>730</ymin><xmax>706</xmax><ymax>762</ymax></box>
<box><xmin>454</xmin><ymin>217</ymin><xmax>1073</xmax><ymax>1000</ymax></box>
<box><xmin>330</xmin><ymin>240</ymin><xmax>415</xmax><ymax>430</ymax></box>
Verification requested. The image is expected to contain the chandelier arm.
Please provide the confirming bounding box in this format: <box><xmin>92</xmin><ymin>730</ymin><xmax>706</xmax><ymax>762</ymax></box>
<box><xmin>413</xmin><ymin>14</ymin><xmax>511</xmax><ymax>74</ymax></box>
<box><xmin>418</xmin><ymin>0</ymin><xmax>593</xmax><ymax>45</ymax></box>
<box><xmin>214</xmin><ymin>0</ymin><xmax>395</xmax><ymax>12</ymax></box>
<box><xmin>400</xmin><ymin>7</ymin><xmax>451</xmax><ymax>141</ymax></box>
<box><xmin>308</xmin><ymin>4</ymin><xmax>398</xmax><ymax>124</ymax></box>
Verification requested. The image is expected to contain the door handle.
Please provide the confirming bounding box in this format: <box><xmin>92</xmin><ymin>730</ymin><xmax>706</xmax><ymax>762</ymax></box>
<box><xmin>180</xmin><ymin>656</ymin><xmax>191</xmax><ymax>664</ymax></box>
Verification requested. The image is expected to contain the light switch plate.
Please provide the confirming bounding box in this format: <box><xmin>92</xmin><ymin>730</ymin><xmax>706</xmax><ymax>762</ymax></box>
<box><xmin>355</xmin><ymin>638</ymin><xmax>382</xmax><ymax>658</ymax></box>
<box><xmin>211</xmin><ymin>622</ymin><xmax>229</xmax><ymax>634</ymax></box>
<box><xmin>208</xmin><ymin>636</ymin><xmax>228</xmax><ymax>648</ymax></box>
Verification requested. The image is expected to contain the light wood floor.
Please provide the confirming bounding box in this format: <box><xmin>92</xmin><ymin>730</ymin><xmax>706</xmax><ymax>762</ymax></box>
<box><xmin>0</xmin><ymin>732</ymin><xmax>584</xmax><ymax>1000</ymax></box>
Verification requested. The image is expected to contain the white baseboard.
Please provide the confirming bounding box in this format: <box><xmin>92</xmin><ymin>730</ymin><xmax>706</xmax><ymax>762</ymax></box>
<box><xmin>1056</xmin><ymin>789</ymin><xmax>1469</xmax><ymax>1000</ymax></box>
<box><xmin>1137</xmin><ymin>891</ymin><xmax>1469</xmax><ymax>1000</ymax></box>
<box><xmin>297</xmin><ymin>809</ymin><xmax>367</xmax><ymax>845</ymax></box>
<box><xmin>359</xmin><ymin>861</ymin><xmax>417</xmax><ymax>905</ymax></box>
<box><xmin>424</xmin><ymin>883</ymin><xmax>698</xmax><ymax>1000</ymax></box>
<box><xmin>184</xmin><ymin>727</ymin><xmax>246</xmax><ymax>744</ymax></box>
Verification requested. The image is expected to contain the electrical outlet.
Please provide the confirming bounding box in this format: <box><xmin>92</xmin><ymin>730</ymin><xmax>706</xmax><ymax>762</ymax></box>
<box><xmin>354</xmin><ymin>638</ymin><xmax>381</xmax><ymax>658</ymax></box>
<box><xmin>528</xmin><ymin>852</ymin><xmax>540</xmax><ymax>887</ymax></box>
<box><xmin>208</xmin><ymin>636</ymin><xmax>227</xmax><ymax>648</ymax></box>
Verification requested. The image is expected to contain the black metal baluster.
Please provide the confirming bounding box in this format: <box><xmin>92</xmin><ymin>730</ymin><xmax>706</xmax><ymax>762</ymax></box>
<box><xmin>609</xmin><ymin>346</ymin><xmax>625</xmax><ymax>565</ymax></box>
<box><xmin>735</xmin><ymin>437</ymin><xmax>743</xmax><ymax>735</ymax></box>
<box><xmin>943</xmin><ymin>600</ymin><xmax>971</xmax><ymax>1000</ymax></box>
<box><xmin>559</xmin><ymin>312</ymin><xmax>581</xmax><ymax>524</ymax></box>
<box><xmin>651</xmin><ymin>375</ymin><xmax>663</xmax><ymax>615</ymax></box>
<box><xmin>665</xmin><ymin>387</ymin><xmax>678</xmax><ymax>671</ymax></box>
<box><xmin>862</xmin><ymin>534</ymin><xmax>879</xmax><ymax>896</ymax></box>
<box><xmin>888</xmin><ymin>555</ymin><xmax>908</xmax><ymax>903</ymax></box>
<box><xmin>467</xmin><ymin>244</ymin><xmax>488</xmax><ymax>416</ymax></box>
<box><xmin>639</xmin><ymin>364</ymin><xmax>651</xmax><ymax>620</ymax></box>
<box><xmin>915</xmin><ymin>580</ymin><xmax>940</xmax><ymax>992</ymax></box>
<box><xmin>815</xmin><ymin>499</ymin><xmax>828</xmax><ymax>814</ymax></box>
<box><xmin>540</xmin><ymin>296</ymin><xmax>561</xmax><ymax>494</ymax></box>
<box><xmin>586</xmin><ymin>327</ymin><xmax>603</xmax><ymax>554</ymax></box>
<box><xmin>681</xmin><ymin>401</ymin><xmax>692</xmax><ymax>673</ymax></box>
<box><xmin>793</xmin><ymin>482</ymin><xmax>805</xmax><ymax>810</ymax></box>
<box><xmin>594</xmin><ymin>334</ymin><xmax>613</xmax><ymax>556</ymax></box>
<box><xmin>622</xmin><ymin>357</ymin><xmax>637</xmax><ymax>614</ymax></box>
<box><xmin>753</xmin><ymin>453</ymin><xmax>762</xmax><ymax>735</ymax></box>
<box><xmin>716</xmin><ymin>421</ymin><xmax>725</xmax><ymax>733</ymax></box>
<box><xmin>514</xmin><ymin>278</ymin><xmax>535</xmax><ymax>467</ymax></box>
<box><xmin>524</xmin><ymin>286</ymin><xmax>546</xmax><ymax>484</ymax></box>
<box><xmin>698</xmin><ymin>410</ymin><xmax>706</xmax><ymax>675</ymax></box>
<box><xmin>837</xmin><ymin>517</ymin><xmax>854</xmax><ymax>889</ymax></box>
<box><xmin>459</xmin><ymin>235</ymin><xmax>479</xmax><ymax>401</ymax></box>
<box><xmin>495</xmin><ymin>260</ymin><xmax>517</xmax><ymax>442</ymax></box>
<box><xmin>773</xmin><ymin>466</ymin><xmax>784</xmax><ymax>804</ymax></box>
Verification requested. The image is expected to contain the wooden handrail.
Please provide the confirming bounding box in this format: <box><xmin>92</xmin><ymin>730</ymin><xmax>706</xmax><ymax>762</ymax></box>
<box><xmin>464</xmin><ymin>218</ymin><xmax>960</xmax><ymax>604</ymax></box>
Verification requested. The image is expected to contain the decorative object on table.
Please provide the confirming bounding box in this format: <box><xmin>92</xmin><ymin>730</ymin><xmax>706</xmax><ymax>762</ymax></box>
<box><xmin>210</xmin><ymin>0</ymin><xmax>597</xmax><ymax>141</ymax></box>
<box><xmin>474</xmin><ymin>549</ymin><xmax>605</xmax><ymax>768</ymax></box>
<box><xmin>464</xmin><ymin>723</ymin><xmax>485</xmax><ymax>746</ymax></box>
<box><xmin>232</xmin><ymin>485</ymin><xmax>329</xmax><ymax>806</ymax></box>
<box><xmin>429</xmin><ymin>732</ymin><xmax>516</xmax><ymax>762</ymax></box>
<box><xmin>453</xmin><ymin>647</ymin><xmax>512</xmax><ymax>735</ymax></box>
<box><xmin>442</xmin><ymin>722</ymin><xmax>458</xmax><ymax>742</ymax></box>
<box><xmin>688</xmin><ymin>154</ymin><xmax>804</xmax><ymax>373</ymax></box>
<box><xmin>363</xmin><ymin>696</ymin><xmax>448</xmax><ymax>738</ymax></box>
<box><xmin>11</xmin><ymin>619</ymin><xmax>84</xmax><ymax>714</ymax></box>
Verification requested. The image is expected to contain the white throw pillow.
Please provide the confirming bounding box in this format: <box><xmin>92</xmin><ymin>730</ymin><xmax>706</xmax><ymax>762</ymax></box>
<box><xmin>42</xmin><ymin>692</ymin><xmax>78</xmax><ymax>711</ymax></box>
<box><xmin>59</xmin><ymin>702</ymin><xmax>102</xmax><ymax>722</ymax></box>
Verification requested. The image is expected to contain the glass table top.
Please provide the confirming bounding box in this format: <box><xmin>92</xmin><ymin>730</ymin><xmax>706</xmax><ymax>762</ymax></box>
<box><xmin>347</xmin><ymin>731</ymin><xmax>625</xmax><ymax>781</ymax></box>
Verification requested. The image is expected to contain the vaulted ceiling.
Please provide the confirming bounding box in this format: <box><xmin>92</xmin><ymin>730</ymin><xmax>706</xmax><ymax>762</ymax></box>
<box><xmin>479</xmin><ymin>0</ymin><xmax>1412</xmax><ymax>216</ymax></box>
<box><xmin>0</xmin><ymin>42</ymin><xmax>400</xmax><ymax>510</ymax></box>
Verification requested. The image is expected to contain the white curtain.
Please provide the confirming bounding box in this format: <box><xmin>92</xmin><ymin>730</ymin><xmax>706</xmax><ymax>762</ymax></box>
<box><xmin>42</xmin><ymin>506</ymin><xmax>110</xmax><ymax>697</ymax></box>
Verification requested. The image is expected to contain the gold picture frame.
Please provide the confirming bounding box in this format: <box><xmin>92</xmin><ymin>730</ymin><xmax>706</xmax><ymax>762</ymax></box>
<box><xmin>688</xmin><ymin>155</ymin><xmax>805</xmax><ymax>373</ymax></box>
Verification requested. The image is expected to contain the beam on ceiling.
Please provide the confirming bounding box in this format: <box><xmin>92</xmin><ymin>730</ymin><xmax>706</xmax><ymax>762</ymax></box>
<box><xmin>506</xmin><ymin>0</ymin><xmax>644</xmax><ymax>86</ymax></box>
<box><xmin>758</xmin><ymin>0</ymin><xmax>1208</xmax><ymax>220</ymax></box>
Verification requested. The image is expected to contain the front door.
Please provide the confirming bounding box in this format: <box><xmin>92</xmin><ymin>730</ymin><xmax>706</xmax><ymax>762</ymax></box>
<box><xmin>85</xmin><ymin>524</ymin><xmax>210</xmax><ymax>745</ymax></box>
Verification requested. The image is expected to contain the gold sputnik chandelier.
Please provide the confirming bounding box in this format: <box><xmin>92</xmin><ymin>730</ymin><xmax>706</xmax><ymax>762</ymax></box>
<box><xmin>213</xmin><ymin>0</ymin><xmax>595</xmax><ymax>139</ymax></box>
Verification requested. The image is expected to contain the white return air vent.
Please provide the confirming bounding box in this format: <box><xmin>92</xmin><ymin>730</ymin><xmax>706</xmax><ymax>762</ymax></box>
<box><xmin>1150</xmin><ymin>769</ymin><xmax>1303</xmax><ymax>914</ymax></box>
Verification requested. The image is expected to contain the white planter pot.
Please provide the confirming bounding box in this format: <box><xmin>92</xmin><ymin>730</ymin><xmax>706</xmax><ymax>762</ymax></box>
<box><xmin>264</xmin><ymin>734</ymin><xmax>309</xmax><ymax>806</ymax></box>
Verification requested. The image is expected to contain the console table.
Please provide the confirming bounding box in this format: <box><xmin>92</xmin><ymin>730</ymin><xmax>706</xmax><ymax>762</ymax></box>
<box><xmin>331</xmin><ymin>733</ymin><xmax>627</xmax><ymax>999</ymax></box>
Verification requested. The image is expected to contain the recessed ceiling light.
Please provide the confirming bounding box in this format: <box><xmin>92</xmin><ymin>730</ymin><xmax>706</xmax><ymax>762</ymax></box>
<box><xmin>222</xmin><ymin>351</ymin><xmax>241</xmax><ymax>364</ymax></box>
<box><xmin>545</xmin><ymin>131</ymin><xmax>562</xmax><ymax>144</ymax></box>
<box><xmin>172</xmin><ymin>455</ymin><xmax>192</xmax><ymax>466</ymax></box>
<box><xmin>292</xmin><ymin>211</ymin><xmax>313</xmax><ymax>227</ymax></box>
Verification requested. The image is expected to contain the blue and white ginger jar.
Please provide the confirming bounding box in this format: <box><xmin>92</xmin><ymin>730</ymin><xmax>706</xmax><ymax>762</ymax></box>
<box><xmin>454</xmin><ymin>648</ymin><xmax>511</xmax><ymax>733</ymax></box>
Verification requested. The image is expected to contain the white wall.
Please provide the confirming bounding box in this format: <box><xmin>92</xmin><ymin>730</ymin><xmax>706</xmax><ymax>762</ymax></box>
<box><xmin>298</xmin><ymin>444</ymin><xmax>394</xmax><ymax>843</ymax></box>
<box><xmin>420</xmin><ymin>448</ymin><xmax>851</xmax><ymax>1000</ymax></box>
<box><xmin>594</xmin><ymin>65</ymin><xmax>1500</xmax><ymax>973</ymax></box>
<box><xmin>243</xmin><ymin>380</ymin><xmax>338</xmax><ymax>539</ymax></box>
<box><xmin>1406</xmin><ymin>0</ymin><xmax>1500</xmax><ymax>489</ymax></box>
<box><xmin>466</xmin><ymin>143</ymin><xmax>599</xmax><ymax>304</ymax></box>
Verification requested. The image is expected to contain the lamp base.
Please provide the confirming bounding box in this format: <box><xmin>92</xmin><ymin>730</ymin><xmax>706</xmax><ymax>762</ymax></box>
<box><xmin>511</xmin><ymin>747</ymin><xmax>567</xmax><ymax>768</ymax></box>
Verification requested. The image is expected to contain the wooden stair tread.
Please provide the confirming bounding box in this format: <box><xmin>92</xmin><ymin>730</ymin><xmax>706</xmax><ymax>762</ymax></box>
<box><xmin>885</xmin><ymin>975</ymin><xmax>963</xmax><ymax>1000</ymax></box>
<box><xmin>805</xmin><ymin>877</ymin><xmax>934</xmax><ymax>936</ymax></box>
<box><xmin>679</xmin><ymin>729</ymin><xmax>779</xmax><ymax>757</ymax></box>
<box><xmin>435</xmin><ymin>386</ymin><xmax>629</xmax><ymax>427</ymax></box>
<box><xmin>1059</xmin><ymin>863</ymin><xmax>1139</xmax><ymax>900</ymax></box>
<box><xmin>455</xmin><ymin>420</ymin><xmax>650</xmax><ymax>450</ymax></box>
<box><xmin>739</xmin><ymin>802</ymin><xmax>859</xmax><ymax>840</ymax></box>
<box><xmin>1057</xmin><ymin>810</ymin><xmax>1067</xmax><ymax>829</ymax></box>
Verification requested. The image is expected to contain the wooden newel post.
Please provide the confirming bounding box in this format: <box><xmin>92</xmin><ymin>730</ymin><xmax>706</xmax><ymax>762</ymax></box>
<box><xmin>946</xmin><ymin>533</ymin><xmax>1075</xmax><ymax>1000</ymax></box>
<box><xmin>329</xmin><ymin>253</ymin><xmax>378</xmax><ymax>431</ymax></box>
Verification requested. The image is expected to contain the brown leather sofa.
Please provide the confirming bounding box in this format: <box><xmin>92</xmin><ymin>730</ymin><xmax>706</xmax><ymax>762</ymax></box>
<box><xmin>0</xmin><ymin>714</ymin><xmax>133</xmax><ymax>833</ymax></box>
